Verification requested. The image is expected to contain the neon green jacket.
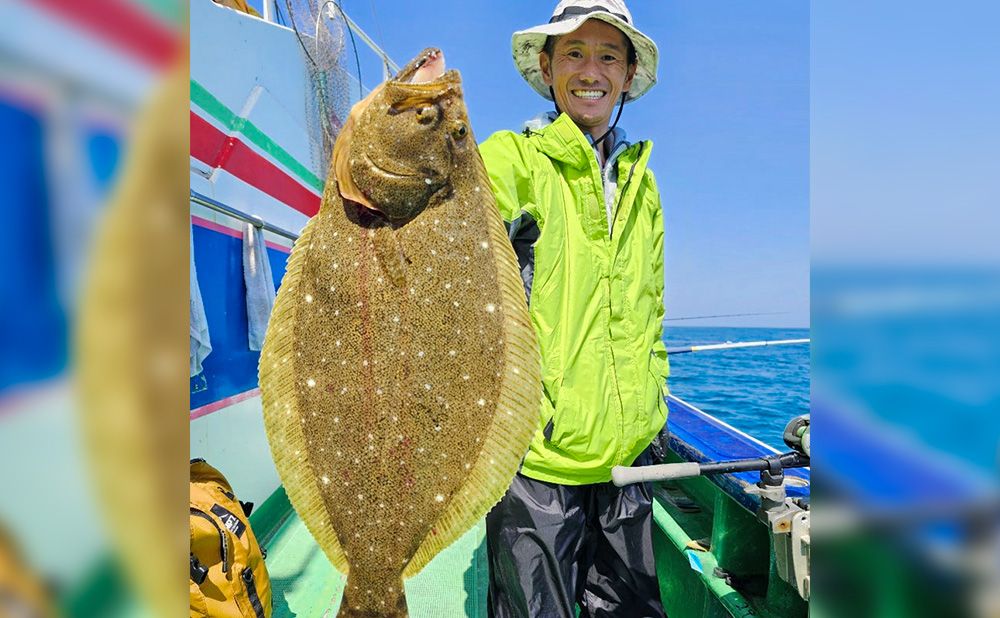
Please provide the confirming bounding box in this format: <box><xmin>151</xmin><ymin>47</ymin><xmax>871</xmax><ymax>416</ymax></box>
<box><xmin>480</xmin><ymin>113</ymin><xmax>669</xmax><ymax>485</ymax></box>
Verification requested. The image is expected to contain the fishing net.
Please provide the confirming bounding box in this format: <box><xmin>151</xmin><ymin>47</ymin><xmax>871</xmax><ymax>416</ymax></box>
<box><xmin>283</xmin><ymin>0</ymin><xmax>363</xmax><ymax>179</ymax></box>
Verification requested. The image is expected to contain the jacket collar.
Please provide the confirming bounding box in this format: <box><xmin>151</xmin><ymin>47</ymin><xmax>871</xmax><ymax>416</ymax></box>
<box><xmin>522</xmin><ymin>112</ymin><xmax>634</xmax><ymax>169</ymax></box>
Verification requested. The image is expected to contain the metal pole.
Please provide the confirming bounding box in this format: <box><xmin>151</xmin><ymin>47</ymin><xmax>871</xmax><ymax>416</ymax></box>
<box><xmin>190</xmin><ymin>190</ymin><xmax>301</xmax><ymax>242</ymax></box>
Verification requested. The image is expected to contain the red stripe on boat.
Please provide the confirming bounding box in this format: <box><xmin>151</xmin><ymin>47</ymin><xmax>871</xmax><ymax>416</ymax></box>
<box><xmin>190</xmin><ymin>388</ymin><xmax>261</xmax><ymax>420</ymax></box>
<box><xmin>31</xmin><ymin>0</ymin><xmax>179</xmax><ymax>68</ymax></box>
<box><xmin>190</xmin><ymin>112</ymin><xmax>321</xmax><ymax>217</ymax></box>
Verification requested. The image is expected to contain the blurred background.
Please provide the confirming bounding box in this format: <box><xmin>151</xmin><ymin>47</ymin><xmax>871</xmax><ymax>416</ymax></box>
<box><xmin>811</xmin><ymin>1</ymin><xmax>1000</xmax><ymax>616</ymax></box>
<box><xmin>0</xmin><ymin>0</ymin><xmax>187</xmax><ymax>615</ymax></box>
<box><xmin>0</xmin><ymin>0</ymin><xmax>996</xmax><ymax>616</ymax></box>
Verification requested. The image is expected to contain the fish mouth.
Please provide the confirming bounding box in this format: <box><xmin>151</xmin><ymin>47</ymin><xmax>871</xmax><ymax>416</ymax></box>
<box><xmin>395</xmin><ymin>48</ymin><xmax>441</xmax><ymax>82</ymax></box>
<box><xmin>408</xmin><ymin>49</ymin><xmax>446</xmax><ymax>84</ymax></box>
<box><xmin>385</xmin><ymin>49</ymin><xmax>463</xmax><ymax>117</ymax></box>
<box><xmin>393</xmin><ymin>48</ymin><xmax>460</xmax><ymax>87</ymax></box>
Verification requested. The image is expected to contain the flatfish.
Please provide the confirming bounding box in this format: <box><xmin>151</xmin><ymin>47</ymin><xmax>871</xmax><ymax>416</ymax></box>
<box><xmin>259</xmin><ymin>49</ymin><xmax>540</xmax><ymax>617</ymax></box>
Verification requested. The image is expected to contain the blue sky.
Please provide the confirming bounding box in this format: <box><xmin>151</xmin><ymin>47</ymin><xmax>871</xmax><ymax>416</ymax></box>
<box><xmin>252</xmin><ymin>0</ymin><xmax>809</xmax><ymax>327</ymax></box>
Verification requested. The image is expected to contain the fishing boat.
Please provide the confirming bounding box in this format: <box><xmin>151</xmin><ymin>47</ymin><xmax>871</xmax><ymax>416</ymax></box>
<box><xmin>185</xmin><ymin>2</ymin><xmax>810</xmax><ymax>616</ymax></box>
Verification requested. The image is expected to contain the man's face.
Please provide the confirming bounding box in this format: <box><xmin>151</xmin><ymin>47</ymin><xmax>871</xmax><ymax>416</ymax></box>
<box><xmin>539</xmin><ymin>19</ymin><xmax>637</xmax><ymax>139</ymax></box>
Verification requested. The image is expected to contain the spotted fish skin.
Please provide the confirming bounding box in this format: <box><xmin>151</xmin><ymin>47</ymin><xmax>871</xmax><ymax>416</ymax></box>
<box><xmin>259</xmin><ymin>49</ymin><xmax>540</xmax><ymax>617</ymax></box>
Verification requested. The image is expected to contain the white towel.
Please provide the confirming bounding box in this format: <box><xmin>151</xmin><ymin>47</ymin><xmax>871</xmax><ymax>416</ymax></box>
<box><xmin>243</xmin><ymin>222</ymin><xmax>276</xmax><ymax>351</ymax></box>
<box><xmin>190</xmin><ymin>225</ymin><xmax>212</xmax><ymax>376</ymax></box>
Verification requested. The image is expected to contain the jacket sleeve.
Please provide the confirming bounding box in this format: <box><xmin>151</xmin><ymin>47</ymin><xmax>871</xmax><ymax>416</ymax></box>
<box><xmin>479</xmin><ymin>131</ymin><xmax>543</xmax><ymax>226</ymax></box>
<box><xmin>648</xmin><ymin>171</ymin><xmax>670</xmax><ymax>394</ymax></box>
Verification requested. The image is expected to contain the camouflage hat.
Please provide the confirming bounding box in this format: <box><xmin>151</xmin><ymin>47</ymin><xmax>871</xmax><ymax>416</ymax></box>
<box><xmin>511</xmin><ymin>0</ymin><xmax>659</xmax><ymax>102</ymax></box>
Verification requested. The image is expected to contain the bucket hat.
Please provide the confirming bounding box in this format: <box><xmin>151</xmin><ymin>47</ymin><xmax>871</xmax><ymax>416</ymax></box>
<box><xmin>511</xmin><ymin>0</ymin><xmax>658</xmax><ymax>102</ymax></box>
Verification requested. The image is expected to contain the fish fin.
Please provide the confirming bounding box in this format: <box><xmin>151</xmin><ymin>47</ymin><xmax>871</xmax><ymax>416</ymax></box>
<box><xmin>333</xmin><ymin>86</ymin><xmax>382</xmax><ymax>213</ymax></box>
<box><xmin>259</xmin><ymin>210</ymin><xmax>351</xmax><ymax>576</ymax></box>
<box><xmin>372</xmin><ymin>227</ymin><xmax>407</xmax><ymax>287</ymax></box>
<box><xmin>403</xmin><ymin>156</ymin><xmax>541</xmax><ymax>579</ymax></box>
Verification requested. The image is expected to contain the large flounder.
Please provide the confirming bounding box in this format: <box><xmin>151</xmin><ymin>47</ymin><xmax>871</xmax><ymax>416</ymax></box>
<box><xmin>259</xmin><ymin>49</ymin><xmax>540</xmax><ymax>617</ymax></box>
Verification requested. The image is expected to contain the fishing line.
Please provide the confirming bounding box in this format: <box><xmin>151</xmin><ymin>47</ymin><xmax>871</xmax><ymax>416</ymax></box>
<box><xmin>321</xmin><ymin>0</ymin><xmax>364</xmax><ymax>101</ymax></box>
<box><xmin>367</xmin><ymin>0</ymin><xmax>387</xmax><ymax>57</ymax></box>
<box><xmin>664</xmin><ymin>311</ymin><xmax>789</xmax><ymax>322</ymax></box>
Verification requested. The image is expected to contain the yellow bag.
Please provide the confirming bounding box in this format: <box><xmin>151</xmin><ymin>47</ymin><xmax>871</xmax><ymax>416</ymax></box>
<box><xmin>190</xmin><ymin>459</ymin><xmax>272</xmax><ymax>618</ymax></box>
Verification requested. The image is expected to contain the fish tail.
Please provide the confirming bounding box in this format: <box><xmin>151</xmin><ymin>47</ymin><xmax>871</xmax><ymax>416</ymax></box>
<box><xmin>337</xmin><ymin>606</ymin><xmax>407</xmax><ymax>618</ymax></box>
<box><xmin>337</xmin><ymin>577</ymin><xmax>408</xmax><ymax>618</ymax></box>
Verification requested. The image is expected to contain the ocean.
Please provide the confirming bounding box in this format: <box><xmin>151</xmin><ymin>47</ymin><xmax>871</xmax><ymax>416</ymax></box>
<box><xmin>663</xmin><ymin>326</ymin><xmax>810</xmax><ymax>450</ymax></box>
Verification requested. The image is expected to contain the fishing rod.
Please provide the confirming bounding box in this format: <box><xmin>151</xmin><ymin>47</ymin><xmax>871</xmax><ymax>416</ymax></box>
<box><xmin>664</xmin><ymin>311</ymin><xmax>789</xmax><ymax>322</ymax></box>
<box><xmin>666</xmin><ymin>338</ymin><xmax>809</xmax><ymax>356</ymax></box>
<box><xmin>612</xmin><ymin>415</ymin><xmax>810</xmax><ymax>486</ymax></box>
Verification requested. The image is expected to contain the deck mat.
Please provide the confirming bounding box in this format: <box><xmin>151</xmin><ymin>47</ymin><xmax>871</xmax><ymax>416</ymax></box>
<box><xmin>262</xmin><ymin>511</ymin><xmax>489</xmax><ymax>617</ymax></box>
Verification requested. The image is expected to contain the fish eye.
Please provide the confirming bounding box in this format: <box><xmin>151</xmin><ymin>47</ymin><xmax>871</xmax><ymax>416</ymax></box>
<box><xmin>451</xmin><ymin>123</ymin><xmax>468</xmax><ymax>141</ymax></box>
<box><xmin>415</xmin><ymin>105</ymin><xmax>439</xmax><ymax>125</ymax></box>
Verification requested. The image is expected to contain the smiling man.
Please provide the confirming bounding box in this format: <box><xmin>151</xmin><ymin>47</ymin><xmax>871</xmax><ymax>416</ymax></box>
<box><xmin>479</xmin><ymin>1</ymin><xmax>668</xmax><ymax>616</ymax></box>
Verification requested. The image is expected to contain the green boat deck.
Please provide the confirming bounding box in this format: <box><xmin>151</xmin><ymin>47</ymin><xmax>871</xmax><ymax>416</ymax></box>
<box><xmin>65</xmin><ymin>468</ymin><xmax>806</xmax><ymax>617</ymax></box>
<box><xmin>261</xmin><ymin>491</ymin><xmax>489</xmax><ymax>617</ymax></box>
<box><xmin>254</xmin><ymin>470</ymin><xmax>807</xmax><ymax>618</ymax></box>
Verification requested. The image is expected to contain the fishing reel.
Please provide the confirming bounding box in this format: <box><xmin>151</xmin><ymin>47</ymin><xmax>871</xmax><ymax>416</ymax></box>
<box><xmin>783</xmin><ymin>414</ymin><xmax>810</xmax><ymax>457</ymax></box>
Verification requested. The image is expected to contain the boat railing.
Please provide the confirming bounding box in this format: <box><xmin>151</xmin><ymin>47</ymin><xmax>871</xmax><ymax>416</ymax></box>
<box><xmin>190</xmin><ymin>189</ymin><xmax>301</xmax><ymax>242</ymax></box>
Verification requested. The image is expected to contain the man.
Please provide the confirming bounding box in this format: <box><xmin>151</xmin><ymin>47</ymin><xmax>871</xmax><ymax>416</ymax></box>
<box><xmin>479</xmin><ymin>1</ymin><xmax>669</xmax><ymax>616</ymax></box>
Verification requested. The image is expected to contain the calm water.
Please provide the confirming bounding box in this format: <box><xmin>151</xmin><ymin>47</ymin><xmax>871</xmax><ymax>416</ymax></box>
<box><xmin>663</xmin><ymin>326</ymin><xmax>810</xmax><ymax>450</ymax></box>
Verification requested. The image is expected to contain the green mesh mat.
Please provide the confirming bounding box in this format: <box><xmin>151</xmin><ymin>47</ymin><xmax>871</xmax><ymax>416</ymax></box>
<box><xmin>263</xmin><ymin>510</ymin><xmax>489</xmax><ymax>617</ymax></box>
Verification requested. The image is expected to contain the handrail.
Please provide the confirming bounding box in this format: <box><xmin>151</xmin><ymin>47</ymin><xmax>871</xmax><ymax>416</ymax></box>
<box><xmin>190</xmin><ymin>190</ymin><xmax>301</xmax><ymax>242</ymax></box>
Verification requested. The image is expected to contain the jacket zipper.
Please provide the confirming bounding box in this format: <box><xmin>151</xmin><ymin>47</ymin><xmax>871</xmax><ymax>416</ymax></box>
<box><xmin>591</xmin><ymin>149</ymin><xmax>627</xmax><ymax>463</ymax></box>
<box><xmin>606</xmin><ymin>142</ymin><xmax>645</xmax><ymax>464</ymax></box>
<box><xmin>191</xmin><ymin>508</ymin><xmax>229</xmax><ymax>573</ymax></box>
<box><xmin>605</xmin><ymin>277</ymin><xmax>626</xmax><ymax>464</ymax></box>
<box><xmin>242</xmin><ymin>567</ymin><xmax>267</xmax><ymax>618</ymax></box>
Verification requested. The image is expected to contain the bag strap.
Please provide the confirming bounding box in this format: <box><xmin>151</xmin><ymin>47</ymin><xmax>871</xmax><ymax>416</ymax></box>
<box><xmin>190</xmin><ymin>553</ymin><xmax>208</xmax><ymax>584</ymax></box>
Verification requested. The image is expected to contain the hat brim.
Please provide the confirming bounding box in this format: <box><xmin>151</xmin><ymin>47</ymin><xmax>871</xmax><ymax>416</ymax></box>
<box><xmin>511</xmin><ymin>12</ymin><xmax>658</xmax><ymax>102</ymax></box>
